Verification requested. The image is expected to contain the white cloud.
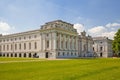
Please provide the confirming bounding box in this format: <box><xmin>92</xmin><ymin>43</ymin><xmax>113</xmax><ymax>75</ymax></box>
<box><xmin>74</xmin><ymin>23</ymin><xmax>85</xmax><ymax>35</ymax></box>
<box><xmin>87</xmin><ymin>22</ymin><xmax>119</xmax><ymax>39</ymax></box>
<box><xmin>101</xmin><ymin>31</ymin><xmax>116</xmax><ymax>39</ymax></box>
<box><xmin>0</xmin><ymin>21</ymin><xmax>15</xmax><ymax>35</ymax></box>
<box><xmin>106</xmin><ymin>23</ymin><xmax>120</xmax><ymax>28</ymax></box>
<box><xmin>88</xmin><ymin>26</ymin><xmax>106</xmax><ymax>35</ymax></box>
<box><xmin>0</xmin><ymin>21</ymin><xmax>11</xmax><ymax>31</ymax></box>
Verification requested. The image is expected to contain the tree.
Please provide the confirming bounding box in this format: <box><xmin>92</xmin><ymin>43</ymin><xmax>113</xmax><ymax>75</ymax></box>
<box><xmin>112</xmin><ymin>29</ymin><xmax>120</xmax><ymax>56</ymax></box>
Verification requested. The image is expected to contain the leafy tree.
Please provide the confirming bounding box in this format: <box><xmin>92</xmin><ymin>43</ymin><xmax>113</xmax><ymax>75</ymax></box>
<box><xmin>112</xmin><ymin>29</ymin><xmax>120</xmax><ymax>56</ymax></box>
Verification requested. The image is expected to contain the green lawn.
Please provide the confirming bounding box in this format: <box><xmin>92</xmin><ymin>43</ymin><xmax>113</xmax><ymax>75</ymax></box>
<box><xmin>0</xmin><ymin>58</ymin><xmax>120</xmax><ymax>80</ymax></box>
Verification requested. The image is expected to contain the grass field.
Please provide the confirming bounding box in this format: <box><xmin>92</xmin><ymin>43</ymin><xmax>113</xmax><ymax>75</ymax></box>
<box><xmin>0</xmin><ymin>58</ymin><xmax>120</xmax><ymax>80</ymax></box>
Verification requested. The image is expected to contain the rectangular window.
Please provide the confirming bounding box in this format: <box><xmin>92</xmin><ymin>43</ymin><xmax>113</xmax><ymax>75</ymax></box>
<box><xmin>15</xmin><ymin>44</ymin><xmax>17</xmax><ymax>50</ymax></box>
<box><xmin>19</xmin><ymin>44</ymin><xmax>21</xmax><ymax>50</ymax></box>
<box><xmin>29</xmin><ymin>43</ymin><xmax>31</xmax><ymax>50</ymax></box>
<box><xmin>24</xmin><ymin>43</ymin><xmax>26</xmax><ymax>50</ymax></box>
<box><xmin>34</xmin><ymin>42</ymin><xmax>37</xmax><ymax>49</ymax></box>
<box><xmin>47</xmin><ymin>41</ymin><xmax>49</xmax><ymax>48</ymax></box>
<box><xmin>11</xmin><ymin>44</ymin><xmax>13</xmax><ymax>50</ymax></box>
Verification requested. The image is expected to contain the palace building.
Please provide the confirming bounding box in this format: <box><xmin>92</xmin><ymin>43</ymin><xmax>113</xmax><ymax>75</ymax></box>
<box><xmin>93</xmin><ymin>37</ymin><xmax>113</xmax><ymax>57</ymax></box>
<box><xmin>0</xmin><ymin>20</ymin><xmax>113</xmax><ymax>58</ymax></box>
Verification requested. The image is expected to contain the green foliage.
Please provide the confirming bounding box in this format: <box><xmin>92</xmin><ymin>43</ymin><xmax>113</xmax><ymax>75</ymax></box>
<box><xmin>112</xmin><ymin>29</ymin><xmax>120</xmax><ymax>54</ymax></box>
<box><xmin>0</xmin><ymin>58</ymin><xmax>120</xmax><ymax>80</ymax></box>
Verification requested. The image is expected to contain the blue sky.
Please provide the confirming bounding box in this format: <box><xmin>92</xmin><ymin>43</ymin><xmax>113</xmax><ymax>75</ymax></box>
<box><xmin>0</xmin><ymin>0</ymin><xmax>120</xmax><ymax>39</ymax></box>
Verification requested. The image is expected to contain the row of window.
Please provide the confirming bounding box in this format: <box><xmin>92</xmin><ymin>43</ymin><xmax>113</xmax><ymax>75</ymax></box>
<box><xmin>46</xmin><ymin>40</ymin><xmax>76</xmax><ymax>49</ymax></box>
<box><xmin>58</xmin><ymin>52</ymin><xmax>77</xmax><ymax>56</ymax></box>
<box><xmin>1</xmin><ymin>35</ymin><xmax>37</xmax><ymax>42</ymax></box>
<box><xmin>1</xmin><ymin>42</ymin><xmax>37</xmax><ymax>51</ymax></box>
<box><xmin>0</xmin><ymin>53</ymin><xmax>38</xmax><ymax>58</ymax></box>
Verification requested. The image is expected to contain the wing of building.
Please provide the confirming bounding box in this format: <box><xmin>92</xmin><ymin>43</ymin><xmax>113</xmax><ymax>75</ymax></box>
<box><xmin>93</xmin><ymin>37</ymin><xmax>113</xmax><ymax>57</ymax></box>
<box><xmin>0</xmin><ymin>20</ymin><xmax>113</xmax><ymax>58</ymax></box>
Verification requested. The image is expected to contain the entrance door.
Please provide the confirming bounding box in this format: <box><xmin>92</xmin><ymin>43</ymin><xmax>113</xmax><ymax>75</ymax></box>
<box><xmin>100</xmin><ymin>53</ymin><xmax>102</xmax><ymax>57</ymax></box>
<box><xmin>46</xmin><ymin>52</ymin><xmax>49</xmax><ymax>58</ymax></box>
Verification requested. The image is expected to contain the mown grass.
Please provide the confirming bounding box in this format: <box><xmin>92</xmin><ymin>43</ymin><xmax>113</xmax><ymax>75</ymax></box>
<box><xmin>0</xmin><ymin>58</ymin><xmax>120</xmax><ymax>80</ymax></box>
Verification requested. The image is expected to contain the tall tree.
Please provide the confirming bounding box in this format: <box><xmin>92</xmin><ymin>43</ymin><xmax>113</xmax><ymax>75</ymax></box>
<box><xmin>112</xmin><ymin>29</ymin><xmax>120</xmax><ymax>55</ymax></box>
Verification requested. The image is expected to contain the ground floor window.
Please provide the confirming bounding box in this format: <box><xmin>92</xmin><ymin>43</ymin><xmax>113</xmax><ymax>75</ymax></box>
<box><xmin>7</xmin><ymin>53</ymin><xmax>9</xmax><ymax>57</ymax></box>
<box><xmin>0</xmin><ymin>53</ymin><xmax>2</xmax><ymax>57</ymax></box>
<box><xmin>19</xmin><ymin>53</ymin><xmax>21</xmax><ymax>57</ymax></box>
<box><xmin>58</xmin><ymin>52</ymin><xmax>60</xmax><ymax>56</ymax></box>
<box><xmin>3</xmin><ymin>53</ymin><xmax>5</xmax><ymax>57</ymax></box>
<box><xmin>11</xmin><ymin>54</ymin><xmax>13</xmax><ymax>57</ymax></box>
<box><xmin>29</xmin><ymin>53</ymin><xmax>32</xmax><ymax>57</ymax></box>
<box><xmin>15</xmin><ymin>53</ymin><xmax>17</xmax><ymax>57</ymax></box>
<box><xmin>24</xmin><ymin>53</ymin><xmax>26</xmax><ymax>57</ymax></box>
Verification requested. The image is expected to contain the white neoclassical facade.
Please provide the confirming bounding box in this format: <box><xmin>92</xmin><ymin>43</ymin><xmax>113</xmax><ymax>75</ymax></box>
<box><xmin>0</xmin><ymin>20</ymin><xmax>79</xmax><ymax>58</ymax></box>
<box><xmin>78</xmin><ymin>31</ymin><xmax>94</xmax><ymax>57</ymax></box>
<box><xmin>0</xmin><ymin>20</ymin><xmax>113</xmax><ymax>58</ymax></box>
<box><xmin>93</xmin><ymin>37</ymin><xmax>113</xmax><ymax>57</ymax></box>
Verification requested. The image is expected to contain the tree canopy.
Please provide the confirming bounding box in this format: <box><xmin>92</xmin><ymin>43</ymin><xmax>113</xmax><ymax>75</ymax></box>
<box><xmin>112</xmin><ymin>29</ymin><xmax>120</xmax><ymax>55</ymax></box>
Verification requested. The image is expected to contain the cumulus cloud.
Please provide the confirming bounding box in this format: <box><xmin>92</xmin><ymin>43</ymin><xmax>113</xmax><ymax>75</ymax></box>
<box><xmin>0</xmin><ymin>21</ymin><xmax>15</xmax><ymax>35</ymax></box>
<box><xmin>101</xmin><ymin>31</ymin><xmax>116</xmax><ymax>39</ymax></box>
<box><xmin>73</xmin><ymin>23</ymin><xmax>85</xmax><ymax>35</ymax></box>
<box><xmin>0</xmin><ymin>21</ymin><xmax>11</xmax><ymax>31</ymax></box>
<box><xmin>87</xmin><ymin>22</ymin><xmax>120</xmax><ymax>39</ymax></box>
<box><xmin>106</xmin><ymin>23</ymin><xmax>120</xmax><ymax>28</ymax></box>
<box><xmin>88</xmin><ymin>26</ymin><xmax>106</xmax><ymax>35</ymax></box>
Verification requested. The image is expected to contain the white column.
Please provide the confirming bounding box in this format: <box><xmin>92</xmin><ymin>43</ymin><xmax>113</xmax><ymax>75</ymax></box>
<box><xmin>76</xmin><ymin>37</ymin><xmax>78</xmax><ymax>51</ymax></box>
<box><xmin>43</xmin><ymin>34</ymin><xmax>46</xmax><ymax>51</ymax></box>
<box><xmin>68</xmin><ymin>36</ymin><xmax>70</xmax><ymax>50</ymax></box>
<box><xmin>60</xmin><ymin>33</ymin><xmax>61</xmax><ymax>50</ymax></box>
<box><xmin>49</xmin><ymin>32</ymin><xmax>52</xmax><ymax>50</ymax></box>
<box><xmin>72</xmin><ymin>37</ymin><xmax>74</xmax><ymax>50</ymax></box>
<box><xmin>53</xmin><ymin>32</ymin><xmax>56</xmax><ymax>50</ymax></box>
<box><xmin>39</xmin><ymin>33</ymin><xmax>42</xmax><ymax>51</ymax></box>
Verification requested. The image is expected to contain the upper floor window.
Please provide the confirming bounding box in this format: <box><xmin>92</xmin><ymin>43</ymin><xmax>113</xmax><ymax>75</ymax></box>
<box><xmin>15</xmin><ymin>44</ymin><xmax>17</xmax><ymax>50</ymax></box>
<box><xmin>29</xmin><ymin>36</ymin><xmax>31</xmax><ymax>39</ymax></box>
<box><xmin>34</xmin><ymin>35</ymin><xmax>37</xmax><ymax>38</ymax></box>
<box><xmin>19</xmin><ymin>44</ymin><xmax>21</xmax><ymax>50</ymax></box>
<box><xmin>34</xmin><ymin>42</ymin><xmax>37</xmax><ymax>49</ymax></box>
<box><xmin>46</xmin><ymin>34</ymin><xmax>49</xmax><ymax>37</ymax></box>
<box><xmin>100</xmin><ymin>47</ymin><xmax>102</xmax><ymax>51</ymax></box>
<box><xmin>24</xmin><ymin>43</ymin><xmax>26</xmax><ymax>50</ymax></box>
<box><xmin>47</xmin><ymin>41</ymin><xmax>49</xmax><ymax>48</ymax></box>
<box><xmin>7</xmin><ymin>45</ymin><xmax>9</xmax><ymax>50</ymax></box>
<box><xmin>15</xmin><ymin>38</ymin><xmax>17</xmax><ymax>41</ymax></box>
<box><xmin>29</xmin><ymin>42</ymin><xmax>31</xmax><ymax>50</ymax></box>
<box><xmin>19</xmin><ymin>37</ymin><xmax>21</xmax><ymax>40</ymax></box>
<box><xmin>24</xmin><ymin>37</ymin><xmax>26</xmax><ymax>40</ymax></box>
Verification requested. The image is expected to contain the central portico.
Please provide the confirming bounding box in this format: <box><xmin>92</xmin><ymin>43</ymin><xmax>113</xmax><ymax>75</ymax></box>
<box><xmin>39</xmin><ymin>20</ymin><xmax>79</xmax><ymax>58</ymax></box>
